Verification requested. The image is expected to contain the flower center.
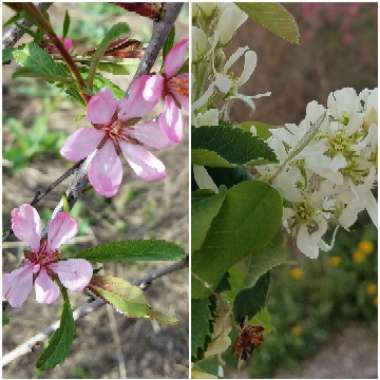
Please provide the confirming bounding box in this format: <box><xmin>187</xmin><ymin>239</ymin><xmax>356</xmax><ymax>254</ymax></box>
<box><xmin>168</xmin><ymin>76</ymin><xmax>189</xmax><ymax>97</ymax></box>
<box><xmin>24</xmin><ymin>239</ymin><xmax>59</xmax><ymax>267</ymax></box>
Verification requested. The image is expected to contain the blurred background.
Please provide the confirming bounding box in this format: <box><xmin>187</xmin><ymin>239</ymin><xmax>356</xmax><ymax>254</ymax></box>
<box><xmin>226</xmin><ymin>3</ymin><xmax>377</xmax><ymax>378</ymax></box>
<box><xmin>3</xmin><ymin>3</ymin><xmax>189</xmax><ymax>379</ymax></box>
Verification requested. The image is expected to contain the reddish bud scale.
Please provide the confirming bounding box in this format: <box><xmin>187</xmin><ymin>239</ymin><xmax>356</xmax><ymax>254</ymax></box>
<box><xmin>114</xmin><ymin>2</ymin><xmax>162</xmax><ymax>20</ymax></box>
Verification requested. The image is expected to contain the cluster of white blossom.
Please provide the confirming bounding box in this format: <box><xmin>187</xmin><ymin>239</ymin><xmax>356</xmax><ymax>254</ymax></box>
<box><xmin>192</xmin><ymin>3</ymin><xmax>270</xmax><ymax>125</ymax></box>
<box><xmin>257</xmin><ymin>87</ymin><xmax>378</xmax><ymax>258</ymax></box>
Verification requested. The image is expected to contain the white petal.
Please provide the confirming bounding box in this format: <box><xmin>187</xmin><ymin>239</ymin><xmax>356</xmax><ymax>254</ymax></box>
<box><xmin>238</xmin><ymin>50</ymin><xmax>257</xmax><ymax>86</ymax></box>
<box><xmin>193</xmin><ymin>165</ymin><xmax>219</xmax><ymax>193</ymax></box>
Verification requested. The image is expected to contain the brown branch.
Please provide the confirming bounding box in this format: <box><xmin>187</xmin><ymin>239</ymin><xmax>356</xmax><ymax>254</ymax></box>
<box><xmin>2</xmin><ymin>2</ymin><xmax>52</xmax><ymax>50</ymax></box>
<box><xmin>2</xmin><ymin>255</ymin><xmax>188</xmax><ymax>367</ymax></box>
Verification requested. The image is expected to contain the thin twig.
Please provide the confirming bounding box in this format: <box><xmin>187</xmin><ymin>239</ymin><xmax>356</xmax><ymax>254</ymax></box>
<box><xmin>2</xmin><ymin>256</ymin><xmax>188</xmax><ymax>367</ymax></box>
<box><xmin>2</xmin><ymin>2</ymin><xmax>52</xmax><ymax>50</ymax></box>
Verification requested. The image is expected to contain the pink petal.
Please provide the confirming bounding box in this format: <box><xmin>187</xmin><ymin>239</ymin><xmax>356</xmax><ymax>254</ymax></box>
<box><xmin>60</xmin><ymin>127</ymin><xmax>104</xmax><ymax>162</ymax></box>
<box><xmin>168</xmin><ymin>73</ymin><xmax>189</xmax><ymax>112</ymax></box>
<box><xmin>164</xmin><ymin>38</ymin><xmax>189</xmax><ymax>78</ymax></box>
<box><xmin>34</xmin><ymin>269</ymin><xmax>60</xmax><ymax>304</ymax></box>
<box><xmin>50</xmin><ymin>259</ymin><xmax>93</xmax><ymax>292</ymax></box>
<box><xmin>87</xmin><ymin>88</ymin><xmax>118</xmax><ymax>126</ymax></box>
<box><xmin>47</xmin><ymin>211</ymin><xmax>78</xmax><ymax>252</ymax></box>
<box><xmin>159</xmin><ymin>95</ymin><xmax>184</xmax><ymax>144</ymax></box>
<box><xmin>129</xmin><ymin>121</ymin><xmax>172</xmax><ymax>150</ymax></box>
<box><xmin>3</xmin><ymin>263</ymin><xmax>37</xmax><ymax>307</ymax></box>
<box><xmin>11</xmin><ymin>204</ymin><xmax>41</xmax><ymax>251</ymax></box>
<box><xmin>62</xmin><ymin>38</ymin><xmax>74</xmax><ymax>51</ymax></box>
<box><xmin>88</xmin><ymin>140</ymin><xmax>123</xmax><ymax>197</ymax></box>
<box><xmin>118</xmin><ymin>75</ymin><xmax>164</xmax><ymax>120</ymax></box>
<box><xmin>120</xmin><ymin>141</ymin><xmax>166</xmax><ymax>181</ymax></box>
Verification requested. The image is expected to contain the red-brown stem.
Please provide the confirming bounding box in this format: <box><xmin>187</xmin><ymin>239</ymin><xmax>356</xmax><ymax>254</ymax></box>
<box><xmin>23</xmin><ymin>3</ymin><xmax>88</xmax><ymax>103</ymax></box>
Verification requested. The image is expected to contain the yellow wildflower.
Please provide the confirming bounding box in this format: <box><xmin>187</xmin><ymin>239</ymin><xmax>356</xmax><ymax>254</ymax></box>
<box><xmin>290</xmin><ymin>267</ymin><xmax>304</xmax><ymax>280</ymax></box>
<box><xmin>367</xmin><ymin>283</ymin><xmax>377</xmax><ymax>296</ymax></box>
<box><xmin>352</xmin><ymin>250</ymin><xmax>366</xmax><ymax>264</ymax></box>
<box><xmin>329</xmin><ymin>256</ymin><xmax>342</xmax><ymax>268</ymax></box>
<box><xmin>291</xmin><ymin>325</ymin><xmax>303</xmax><ymax>336</ymax></box>
<box><xmin>357</xmin><ymin>240</ymin><xmax>374</xmax><ymax>255</ymax></box>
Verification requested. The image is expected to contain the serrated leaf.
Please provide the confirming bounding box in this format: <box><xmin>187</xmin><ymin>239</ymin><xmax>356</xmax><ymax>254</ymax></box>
<box><xmin>248</xmin><ymin>307</ymin><xmax>274</xmax><ymax>336</ymax></box>
<box><xmin>69</xmin><ymin>240</ymin><xmax>185</xmax><ymax>262</ymax></box>
<box><xmin>87</xmin><ymin>22</ymin><xmax>130</xmax><ymax>89</ymax></box>
<box><xmin>37</xmin><ymin>289</ymin><xmax>75</xmax><ymax>370</ymax></box>
<box><xmin>89</xmin><ymin>275</ymin><xmax>149</xmax><ymax>317</ymax></box>
<box><xmin>192</xmin><ymin>125</ymin><xmax>276</xmax><ymax>168</ymax></box>
<box><xmin>92</xmin><ymin>73</ymin><xmax>125</xmax><ymax>99</ymax></box>
<box><xmin>192</xmin><ymin>298</ymin><xmax>213</xmax><ymax>360</ymax></box>
<box><xmin>192</xmin><ymin>189</ymin><xmax>227</xmax><ymax>253</ymax></box>
<box><xmin>236</xmin><ymin>3</ymin><xmax>300</xmax><ymax>44</ymax></box>
<box><xmin>192</xmin><ymin>180</ymin><xmax>282</xmax><ymax>298</ymax></box>
<box><xmin>233</xmin><ymin>272</ymin><xmax>270</xmax><ymax>323</ymax></box>
<box><xmin>163</xmin><ymin>26</ymin><xmax>175</xmax><ymax>59</ymax></box>
<box><xmin>62</xmin><ymin>10</ymin><xmax>70</xmax><ymax>38</ymax></box>
<box><xmin>97</xmin><ymin>61</ymin><xmax>136</xmax><ymax>75</ymax></box>
<box><xmin>12</xmin><ymin>43</ymin><xmax>70</xmax><ymax>83</ymax></box>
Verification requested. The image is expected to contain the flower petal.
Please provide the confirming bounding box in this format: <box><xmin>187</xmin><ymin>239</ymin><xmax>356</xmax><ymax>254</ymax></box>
<box><xmin>238</xmin><ymin>50</ymin><xmax>257</xmax><ymax>87</ymax></box>
<box><xmin>60</xmin><ymin>127</ymin><xmax>104</xmax><ymax>162</ymax></box>
<box><xmin>87</xmin><ymin>88</ymin><xmax>118</xmax><ymax>126</ymax></box>
<box><xmin>34</xmin><ymin>269</ymin><xmax>60</xmax><ymax>304</ymax></box>
<box><xmin>164</xmin><ymin>38</ymin><xmax>189</xmax><ymax>78</ymax></box>
<box><xmin>121</xmin><ymin>141</ymin><xmax>166</xmax><ymax>181</ymax></box>
<box><xmin>50</xmin><ymin>259</ymin><xmax>93</xmax><ymax>292</ymax></box>
<box><xmin>48</xmin><ymin>211</ymin><xmax>78</xmax><ymax>251</ymax></box>
<box><xmin>3</xmin><ymin>264</ymin><xmax>36</xmax><ymax>307</ymax></box>
<box><xmin>130</xmin><ymin>121</ymin><xmax>172</xmax><ymax>150</ymax></box>
<box><xmin>159</xmin><ymin>95</ymin><xmax>184</xmax><ymax>143</ymax></box>
<box><xmin>88</xmin><ymin>140</ymin><xmax>123</xmax><ymax>197</ymax></box>
<box><xmin>11</xmin><ymin>204</ymin><xmax>41</xmax><ymax>251</ymax></box>
<box><xmin>118</xmin><ymin>75</ymin><xmax>164</xmax><ymax>120</ymax></box>
<box><xmin>296</xmin><ymin>224</ymin><xmax>319</xmax><ymax>259</ymax></box>
<box><xmin>224</xmin><ymin>46</ymin><xmax>248</xmax><ymax>73</ymax></box>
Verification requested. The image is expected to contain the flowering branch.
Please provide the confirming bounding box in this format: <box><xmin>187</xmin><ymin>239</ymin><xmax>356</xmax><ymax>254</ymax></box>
<box><xmin>2</xmin><ymin>2</ymin><xmax>52</xmax><ymax>50</ymax></box>
<box><xmin>2</xmin><ymin>255</ymin><xmax>188</xmax><ymax>367</ymax></box>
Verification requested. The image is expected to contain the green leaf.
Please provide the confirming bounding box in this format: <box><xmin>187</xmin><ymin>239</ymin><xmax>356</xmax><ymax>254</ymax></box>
<box><xmin>96</xmin><ymin>61</ymin><xmax>136</xmax><ymax>75</ymax></box>
<box><xmin>233</xmin><ymin>272</ymin><xmax>270</xmax><ymax>323</ymax></box>
<box><xmin>239</xmin><ymin>120</ymin><xmax>274</xmax><ymax>140</ymax></box>
<box><xmin>2</xmin><ymin>313</ymin><xmax>10</xmax><ymax>326</ymax></box>
<box><xmin>163</xmin><ymin>26</ymin><xmax>175</xmax><ymax>59</ymax></box>
<box><xmin>37</xmin><ymin>289</ymin><xmax>75</xmax><ymax>370</ymax></box>
<box><xmin>192</xmin><ymin>180</ymin><xmax>282</xmax><ymax>298</ymax></box>
<box><xmin>87</xmin><ymin>22</ymin><xmax>130</xmax><ymax>89</ymax></box>
<box><xmin>3</xmin><ymin>47</ymin><xmax>14</xmax><ymax>63</ymax></box>
<box><xmin>12</xmin><ymin>43</ymin><xmax>71</xmax><ymax>83</ymax></box>
<box><xmin>89</xmin><ymin>275</ymin><xmax>149</xmax><ymax>318</ymax></box>
<box><xmin>69</xmin><ymin>240</ymin><xmax>185</xmax><ymax>262</ymax></box>
<box><xmin>248</xmin><ymin>307</ymin><xmax>274</xmax><ymax>336</ymax></box>
<box><xmin>192</xmin><ymin>189</ymin><xmax>227</xmax><ymax>253</ymax></box>
<box><xmin>192</xmin><ymin>298</ymin><xmax>213</xmax><ymax>360</ymax></box>
<box><xmin>236</xmin><ymin>3</ymin><xmax>300</xmax><ymax>44</ymax></box>
<box><xmin>62</xmin><ymin>10</ymin><xmax>70</xmax><ymax>38</ymax></box>
<box><xmin>92</xmin><ymin>72</ymin><xmax>125</xmax><ymax>99</ymax></box>
<box><xmin>192</xmin><ymin>125</ymin><xmax>276</xmax><ymax>168</ymax></box>
<box><xmin>148</xmin><ymin>308</ymin><xmax>178</xmax><ymax>325</ymax></box>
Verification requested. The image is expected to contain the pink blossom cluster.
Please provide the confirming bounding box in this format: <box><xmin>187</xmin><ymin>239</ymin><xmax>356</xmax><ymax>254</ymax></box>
<box><xmin>61</xmin><ymin>38</ymin><xmax>189</xmax><ymax>197</ymax></box>
<box><xmin>301</xmin><ymin>3</ymin><xmax>376</xmax><ymax>45</ymax></box>
<box><xmin>3</xmin><ymin>205</ymin><xmax>93</xmax><ymax>307</ymax></box>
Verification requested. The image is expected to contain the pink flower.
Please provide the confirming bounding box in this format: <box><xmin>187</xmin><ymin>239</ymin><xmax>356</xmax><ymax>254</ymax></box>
<box><xmin>60</xmin><ymin>76</ymin><xmax>172</xmax><ymax>197</ymax></box>
<box><xmin>151</xmin><ymin>38</ymin><xmax>189</xmax><ymax>144</ymax></box>
<box><xmin>3</xmin><ymin>204</ymin><xmax>93</xmax><ymax>307</ymax></box>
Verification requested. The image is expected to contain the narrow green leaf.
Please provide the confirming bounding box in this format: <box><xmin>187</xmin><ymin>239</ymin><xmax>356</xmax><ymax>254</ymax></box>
<box><xmin>192</xmin><ymin>180</ymin><xmax>282</xmax><ymax>298</ymax></box>
<box><xmin>37</xmin><ymin>289</ymin><xmax>75</xmax><ymax>370</ymax></box>
<box><xmin>163</xmin><ymin>26</ymin><xmax>175</xmax><ymax>59</ymax></box>
<box><xmin>192</xmin><ymin>189</ymin><xmax>226</xmax><ymax>253</ymax></box>
<box><xmin>192</xmin><ymin>298</ymin><xmax>213</xmax><ymax>360</ymax></box>
<box><xmin>96</xmin><ymin>61</ymin><xmax>136</xmax><ymax>75</ymax></box>
<box><xmin>236</xmin><ymin>3</ymin><xmax>300</xmax><ymax>44</ymax></box>
<box><xmin>12</xmin><ymin>43</ymin><xmax>71</xmax><ymax>83</ymax></box>
<box><xmin>69</xmin><ymin>240</ymin><xmax>185</xmax><ymax>262</ymax></box>
<box><xmin>89</xmin><ymin>275</ymin><xmax>149</xmax><ymax>318</ymax></box>
<box><xmin>192</xmin><ymin>125</ymin><xmax>276</xmax><ymax>168</ymax></box>
<box><xmin>62</xmin><ymin>10</ymin><xmax>70</xmax><ymax>38</ymax></box>
<box><xmin>233</xmin><ymin>272</ymin><xmax>270</xmax><ymax>323</ymax></box>
<box><xmin>87</xmin><ymin>22</ymin><xmax>130</xmax><ymax>89</ymax></box>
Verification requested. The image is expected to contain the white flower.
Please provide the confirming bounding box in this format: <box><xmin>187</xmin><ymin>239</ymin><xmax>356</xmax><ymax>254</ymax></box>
<box><xmin>193</xmin><ymin>165</ymin><xmax>219</xmax><ymax>193</ymax></box>
<box><xmin>193</xmin><ymin>109</ymin><xmax>219</xmax><ymax>127</ymax></box>
<box><xmin>214</xmin><ymin>3</ymin><xmax>247</xmax><ymax>46</ymax></box>
<box><xmin>193</xmin><ymin>46</ymin><xmax>270</xmax><ymax>113</ymax></box>
<box><xmin>192</xmin><ymin>26</ymin><xmax>208</xmax><ymax>63</ymax></box>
